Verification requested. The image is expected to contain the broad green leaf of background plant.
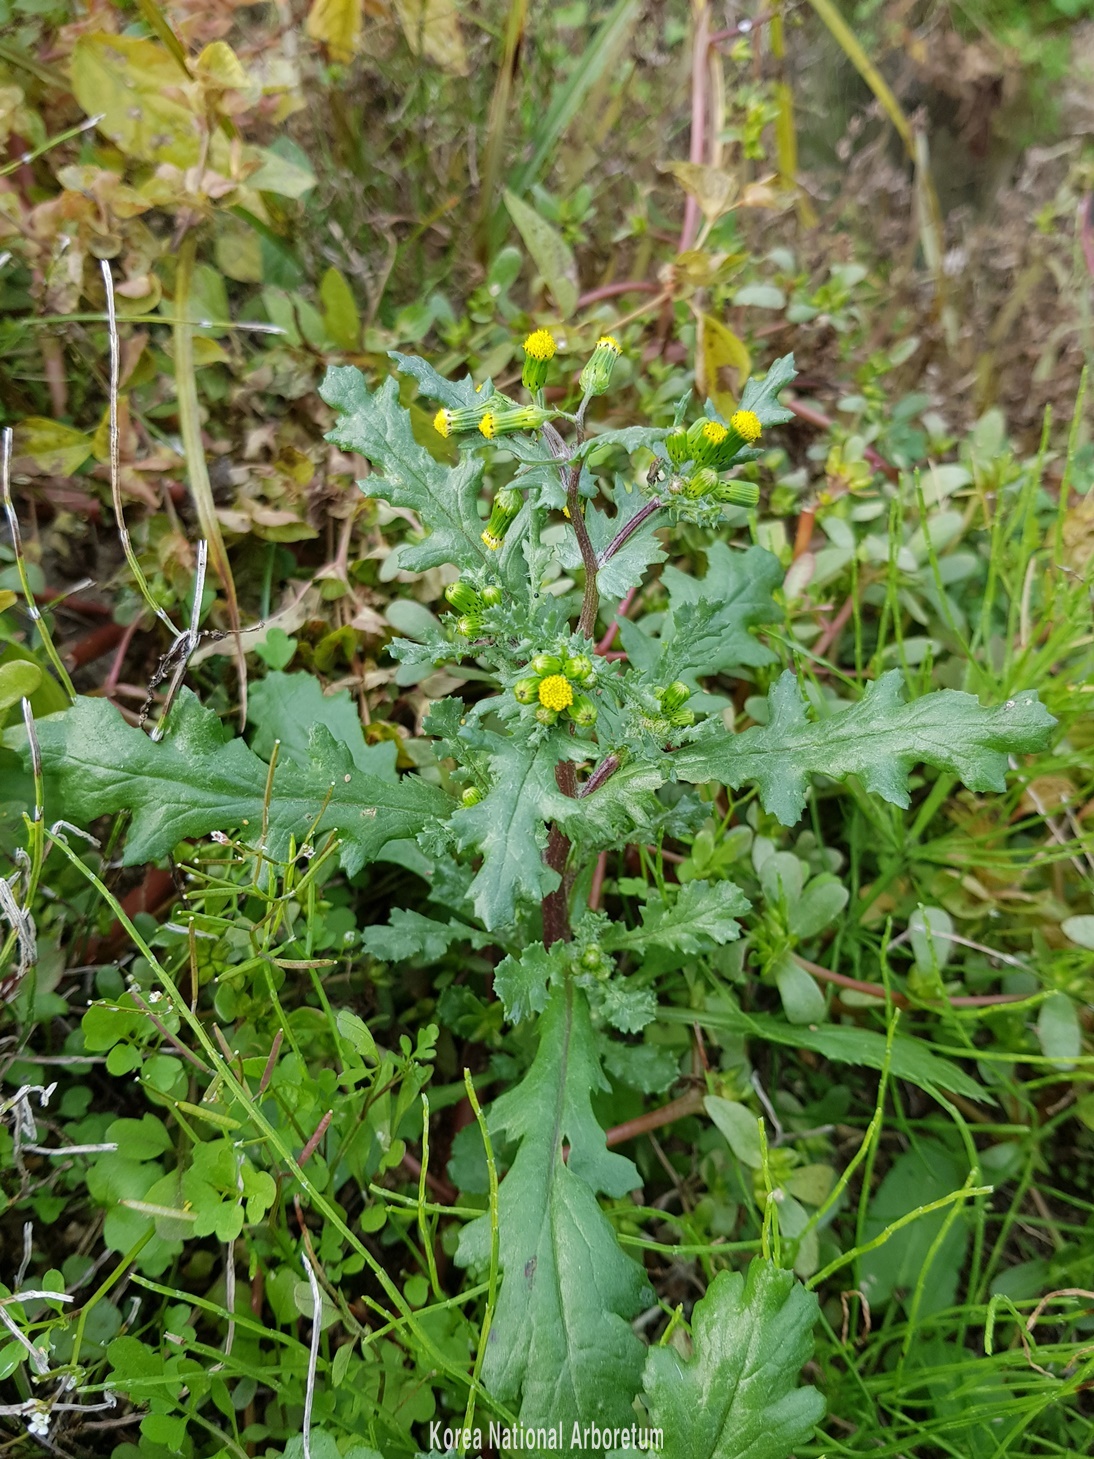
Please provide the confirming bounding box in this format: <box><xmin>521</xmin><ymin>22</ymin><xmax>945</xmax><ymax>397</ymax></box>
<box><xmin>71</xmin><ymin>35</ymin><xmax>223</xmax><ymax>171</ymax></box>
<box><xmin>457</xmin><ymin>984</ymin><xmax>650</xmax><ymax>1433</ymax></box>
<box><xmin>698</xmin><ymin>313</ymin><xmax>752</xmax><ymax>415</ymax></box>
<box><xmin>670</xmin><ymin>671</ymin><xmax>1056</xmax><ymax>824</ymax></box>
<box><xmin>503</xmin><ymin>188</ymin><xmax>579</xmax><ymax>318</ymax></box>
<box><xmin>24</xmin><ymin>692</ymin><xmax>447</xmax><ymax>876</ymax></box>
<box><xmin>857</xmin><ymin>1140</ymin><xmax>970</xmax><ymax>1314</ymax></box>
<box><xmin>622</xmin><ymin>1262</ymin><xmax>823</xmax><ymax>1459</ymax></box>
<box><xmin>320</xmin><ymin>367</ymin><xmax>489</xmax><ymax>571</ymax></box>
<box><xmin>392</xmin><ymin>0</ymin><xmax>469</xmax><ymax>76</ymax></box>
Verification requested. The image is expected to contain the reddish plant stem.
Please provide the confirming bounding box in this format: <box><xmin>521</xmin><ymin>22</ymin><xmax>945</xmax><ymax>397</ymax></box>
<box><xmin>567</xmin><ymin>464</ymin><xmax>601</xmax><ymax>640</ymax></box>
<box><xmin>794</xmin><ymin>954</ymin><xmax>1036</xmax><ymax>1009</ymax></box>
<box><xmin>679</xmin><ymin>2</ymin><xmax>711</xmax><ymax>253</ymax></box>
<box><xmin>300</xmin><ymin>1111</ymin><xmax>332</xmax><ymax>1166</ymax></box>
<box><xmin>1082</xmin><ymin>195</ymin><xmax>1094</xmax><ymax>281</ymax></box>
<box><xmin>792</xmin><ymin>505</ymin><xmax>816</xmax><ymax>561</ymax></box>
<box><xmin>786</xmin><ymin>396</ymin><xmax>899</xmax><ymax>483</ymax></box>
<box><xmin>580</xmin><ymin>753</ymin><xmax>620</xmax><ymax>798</ymax></box>
<box><xmin>35</xmin><ymin>588</ymin><xmax>112</xmax><ymax>618</ymax></box>
<box><xmin>589</xmin><ymin>851</ymin><xmax>608</xmax><ymax>911</ymax></box>
<box><xmin>64</xmin><ymin>620</ymin><xmax>126</xmax><ymax>670</ymax></box>
<box><xmin>596</xmin><ymin>585</ymin><xmax>637</xmax><ymax>655</ymax></box>
<box><xmin>601</xmin><ymin>496</ymin><xmax>663</xmax><ymax>564</ymax></box>
<box><xmin>814</xmin><ymin>593</ymin><xmax>856</xmax><ymax>662</ymax></box>
<box><xmin>104</xmin><ymin>616</ymin><xmax>143</xmax><ymax>697</ymax></box>
<box><xmin>542</xmin><ymin>760</ymin><xmax>578</xmax><ymax>947</ymax></box>
<box><xmin>258</xmin><ymin>1031</ymin><xmax>283</xmax><ymax>1095</ymax></box>
<box><xmin>605</xmin><ymin>1087</ymin><xmax>705</xmax><ymax>1148</ymax></box>
<box><xmin>400</xmin><ymin>1149</ymin><xmax>457</xmax><ymax>1205</ymax></box>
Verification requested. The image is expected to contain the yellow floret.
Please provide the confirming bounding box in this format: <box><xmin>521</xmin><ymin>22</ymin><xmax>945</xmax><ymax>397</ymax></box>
<box><xmin>523</xmin><ymin>328</ymin><xmax>557</xmax><ymax>361</ymax></box>
<box><xmin>597</xmin><ymin>334</ymin><xmax>621</xmax><ymax>352</ymax></box>
<box><xmin>481</xmin><ymin>529</ymin><xmax>504</xmax><ymax>551</ymax></box>
<box><xmin>701</xmin><ymin>420</ymin><xmax>728</xmax><ymax>444</ymax></box>
<box><xmin>731</xmin><ymin>409</ymin><xmax>763</xmax><ymax>443</ymax></box>
<box><xmin>537</xmin><ymin>674</ymin><xmax>574</xmax><ymax>712</ymax></box>
<box><xmin>478</xmin><ymin>413</ymin><xmax>497</xmax><ymax>439</ymax></box>
<box><xmin>434</xmin><ymin>408</ymin><xmax>450</xmax><ymax>438</ymax></box>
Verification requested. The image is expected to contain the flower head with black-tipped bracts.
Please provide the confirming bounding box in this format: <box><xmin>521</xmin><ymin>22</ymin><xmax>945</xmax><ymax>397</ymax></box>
<box><xmin>522</xmin><ymin>329</ymin><xmax>556</xmax><ymax>392</ymax></box>
<box><xmin>434</xmin><ymin>403</ymin><xmax>490</xmax><ymax>438</ymax></box>
<box><xmin>580</xmin><ymin>335</ymin><xmax>621</xmax><ymax>397</ymax></box>
<box><xmin>686</xmin><ymin>418</ymin><xmax>728</xmax><ymax>467</ymax></box>
<box><xmin>478</xmin><ymin>405</ymin><xmax>556</xmax><ymax>440</ymax></box>
<box><xmin>481</xmin><ymin>487</ymin><xmax>523</xmax><ymax>551</ymax></box>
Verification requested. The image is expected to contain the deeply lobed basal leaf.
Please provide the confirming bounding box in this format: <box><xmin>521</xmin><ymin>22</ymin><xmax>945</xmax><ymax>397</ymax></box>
<box><xmin>593</xmin><ymin>670</ymin><xmax>1056</xmax><ymax>828</ymax></box>
<box><xmin>23</xmin><ymin>691</ymin><xmax>447</xmax><ymax>875</ymax></box>
<box><xmin>457</xmin><ymin>984</ymin><xmax>651</xmax><ymax>1435</ymax></box>
<box><xmin>623</xmin><ymin>1260</ymin><xmax>824</xmax><ymax>1459</ymax></box>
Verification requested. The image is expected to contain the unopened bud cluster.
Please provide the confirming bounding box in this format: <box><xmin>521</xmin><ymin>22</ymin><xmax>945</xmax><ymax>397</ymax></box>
<box><xmin>655</xmin><ymin>680</ymin><xmax>695</xmax><ymax>728</ymax></box>
<box><xmin>662</xmin><ymin>410</ymin><xmax>763</xmax><ymax>506</ymax></box>
<box><xmin>444</xmin><ymin>577</ymin><xmax>504</xmax><ymax>636</ymax></box>
<box><xmin>513</xmin><ymin>651</ymin><xmax>598</xmax><ymax>726</ymax></box>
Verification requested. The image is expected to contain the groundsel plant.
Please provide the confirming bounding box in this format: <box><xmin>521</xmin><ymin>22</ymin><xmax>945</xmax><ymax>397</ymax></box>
<box><xmin>11</xmin><ymin>330</ymin><xmax>1056</xmax><ymax>1455</ymax></box>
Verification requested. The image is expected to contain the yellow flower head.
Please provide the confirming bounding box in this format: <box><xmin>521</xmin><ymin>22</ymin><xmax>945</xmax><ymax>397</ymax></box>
<box><xmin>597</xmin><ymin>335</ymin><xmax>621</xmax><ymax>353</ymax></box>
<box><xmin>731</xmin><ymin>409</ymin><xmax>763</xmax><ymax>443</ymax></box>
<box><xmin>479</xmin><ymin>412</ymin><xmax>498</xmax><ymax>439</ymax></box>
<box><xmin>434</xmin><ymin>408</ymin><xmax>451</xmax><ymax>438</ymax></box>
<box><xmin>701</xmin><ymin>420</ymin><xmax>728</xmax><ymax>446</ymax></box>
<box><xmin>537</xmin><ymin>674</ymin><xmax>574</xmax><ymax>712</ymax></box>
<box><xmin>523</xmin><ymin>329</ymin><xmax>557</xmax><ymax>362</ymax></box>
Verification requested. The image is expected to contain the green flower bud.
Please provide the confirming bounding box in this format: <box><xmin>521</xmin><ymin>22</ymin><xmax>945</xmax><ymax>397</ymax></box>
<box><xmin>563</xmin><ymin>653</ymin><xmax>594</xmax><ymax>681</ymax></box>
<box><xmin>456</xmin><ymin>614</ymin><xmax>483</xmax><ymax>637</ymax></box>
<box><xmin>480</xmin><ymin>583</ymin><xmax>504</xmax><ymax>607</ymax></box>
<box><xmin>568</xmin><ymin>694</ymin><xmax>598</xmax><ymax>727</ymax></box>
<box><xmin>513</xmin><ymin>676</ymin><xmax>541</xmax><ymax>704</ymax></box>
<box><xmin>535</xmin><ymin>705</ymin><xmax>559</xmax><ymax>726</ymax></box>
<box><xmin>460</xmin><ymin>786</ymin><xmax>483</xmax><ymax>807</ymax></box>
<box><xmin>665</xmin><ymin>426</ymin><xmax>690</xmax><ymax>467</ymax></box>
<box><xmin>683</xmin><ymin>466</ymin><xmax>719</xmax><ymax>499</ymax></box>
<box><xmin>521</xmin><ymin>328</ymin><xmax>556</xmax><ymax>392</ymax></box>
<box><xmin>531</xmin><ymin>653</ymin><xmax>562</xmax><ymax>676</ymax></box>
<box><xmin>713</xmin><ymin>479</ymin><xmax>760</xmax><ymax>508</ymax></box>
<box><xmin>445</xmin><ymin>581</ymin><xmax>482</xmax><ymax>615</ymax></box>
<box><xmin>658</xmin><ymin>681</ymin><xmax>691</xmax><ymax>712</ymax></box>
<box><xmin>478</xmin><ymin>405</ymin><xmax>556</xmax><ymax>440</ymax></box>
<box><xmin>481</xmin><ymin>487</ymin><xmax>524</xmax><ymax>551</ymax></box>
<box><xmin>579</xmin><ymin>334</ymin><xmax>621</xmax><ymax>396</ymax></box>
<box><xmin>669</xmin><ymin>708</ymin><xmax>695</xmax><ymax>728</ymax></box>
